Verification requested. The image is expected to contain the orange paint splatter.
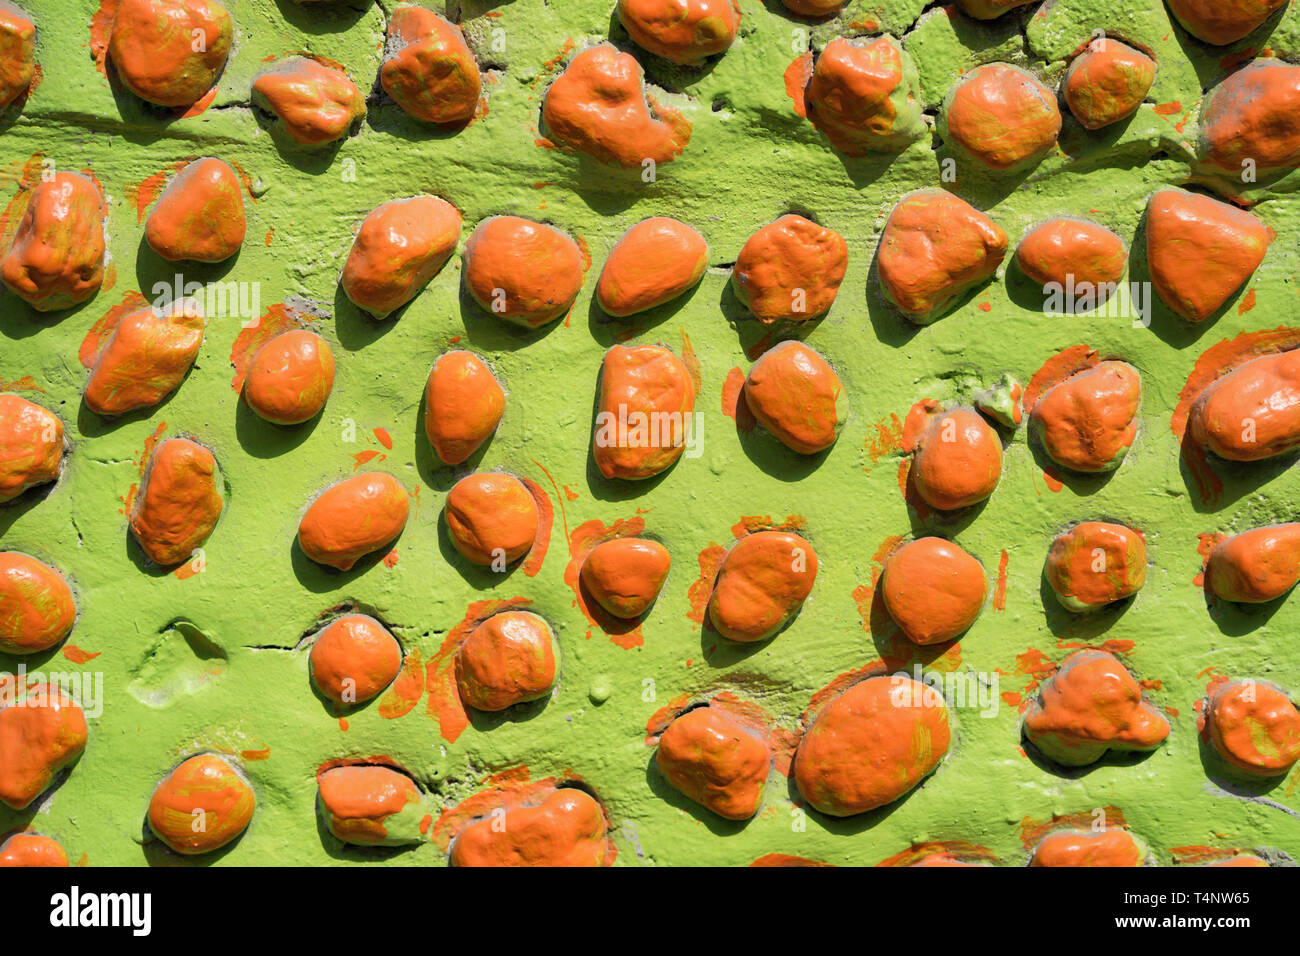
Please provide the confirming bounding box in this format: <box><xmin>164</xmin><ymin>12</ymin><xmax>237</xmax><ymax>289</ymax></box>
<box><xmin>992</xmin><ymin>549</ymin><xmax>1009</xmax><ymax>611</ymax></box>
<box><xmin>563</xmin><ymin>484</ymin><xmax>579</xmax><ymax>501</ymax></box>
<box><xmin>373</xmin><ymin>427</ymin><xmax>393</xmax><ymax>450</ymax></box>
<box><xmin>229</xmin><ymin>303</ymin><xmax>305</xmax><ymax>392</ymax></box>
<box><xmin>425</xmin><ymin>598</ymin><xmax>532</xmax><ymax>743</ymax></box>
<box><xmin>1042</xmin><ymin>468</ymin><xmax>1064</xmax><ymax>492</ymax></box>
<box><xmin>783</xmin><ymin>51</ymin><xmax>813</xmax><ymax>118</ymax></box>
<box><xmin>61</xmin><ymin>646</ymin><xmax>100</xmax><ymax>664</ymax></box>
<box><xmin>0</xmin><ymin>375</ymin><xmax>43</xmax><ymax>392</ymax></box>
<box><xmin>383</xmin><ymin>549</ymin><xmax>399</xmax><ymax>569</ymax></box>
<box><xmin>1019</xmin><ymin>807</ymin><xmax>1128</xmax><ymax>848</ymax></box>
<box><xmin>862</xmin><ymin>413</ymin><xmax>904</xmax><ymax>469</ymax></box>
<box><xmin>0</xmin><ymin>152</ymin><xmax>45</xmax><ymax>249</ymax></box>
<box><xmin>240</xmin><ymin>748</ymin><xmax>271</xmax><ymax>761</ymax></box>
<box><xmin>89</xmin><ymin>0</ymin><xmax>120</xmax><ymax>77</ymax></box>
<box><xmin>377</xmin><ymin>648</ymin><xmax>425</xmax><ymax>719</ymax></box>
<box><xmin>352</xmin><ymin>449</ymin><xmax>384</xmax><ymax>470</ymax></box>
<box><xmin>1237</xmin><ymin>288</ymin><xmax>1256</xmax><ymax>315</ymax></box>
<box><xmin>521</xmin><ymin>476</ymin><xmax>555</xmax><ymax>578</ymax></box>
<box><xmin>686</xmin><ymin>544</ymin><xmax>728</xmax><ymax>625</ymax></box>
<box><xmin>1153</xmin><ymin>101</ymin><xmax>1182</xmax><ymax>115</ymax></box>
<box><xmin>564</xmin><ymin>516</ymin><xmax>648</xmax><ymax>649</ymax></box>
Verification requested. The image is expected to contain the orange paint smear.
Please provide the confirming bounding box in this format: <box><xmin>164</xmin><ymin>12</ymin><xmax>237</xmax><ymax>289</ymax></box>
<box><xmin>176</xmin><ymin>86</ymin><xmax>219</xmax><ymax>119</ymax></box>
<box><xmin>431</xmin><ymin>767</ymin><xmax>557</xmax><ymax>850</ymax></box>
<box><xmin>1153</xmin><ymin>101</ymin><xmax>1182</xmax><ymax>115</ymax></box>
<box><xmin>563</xmin><ymin>484</ymin><xmax>579</xmax><ymax>501</ymax></box>
<box><xmin>352</xmin><ymin>450</ymin><xmax>384</xmax><ymax>470</ymax></box>
<box><xmin>79</xmin><ymin>291</ymin><xmax>148</xmax><ymax>369</ymax></box>
<box><xmin>1019</xmin><ymin>806</ymin><xmax>1129</xmax><ymax>848</ymax></box>
<box><xmin>862</xmin><ymin>412</ymin><xmax>904</xmax><ymax>469</ymax></box>
<box><xmin>783</xmin><ymin>52</ymin><xmax>813</xmax><ymax>118</ymax></box>
<box><xmin>374</xmin><ymin>427</ymin><xmax>393</xmax><ymax>450</ymax></box>
<box><xmin>228</xmin><ymin>303</ymin><xmax>304</xmax><ymax>392</ymax></box>
<box><xmin>685</xmin><ymin>544</ymin><xmax>727</xmax><ymax>625</ymax></box>
<box><xmin>520</xmin><ymin>477</ymin><xmax>554</xmax><ymax>578</ymax></box>
<box><xmin>125</xmin><ymin>159</ymin><xmax>190</xmax><ymax>224</ymax></box>
<box><xmin>89</xmin><ymin>0</ymin><xmax>120</xmax><ymax>77</ymax></box>
<box><xmin>992</xmin><ymin>549</ymin><xmax>1009</xmax><ymax>610</ymax></box>
<box><xmin>118</xmin><ymin>421</ymin><xmax>167</xmax><ymax>515</ymax></box>
<box><xmin>1194</xmin><ymin>532</ymin><xmax>1226</xmax><ymax>588</ymax></box>
<box><xmin>61</xmin><ymin>646</ymin><xmax>100</xmax><ymax>664</ymax></box>
<box><xmin>1042</xmin><ymin>467</ymin><xmax>1064</xmax><ymax>492</ymax></box>
<box><xmin>0</xmin><ymin>375</ymin><xmax>43</xmax><ymax>392</ymax></box>
<box><xmin>377</xmin><ymin>648</ymin><xmax>424</xmax><ymax>719</ymax></box>
<box><xmin>876</xmin><ymin>840</ymin><xmax>998</xmax><ymax>867</ymax></box>
<box><xmin>1023</xmin><ymin>344</ymin><xmax>1100</xmax><ymax>413</ymax></box>
<box><xmin>383</xmin><ymin>549</ymin><xmax>399</xmax><ymax>569</ymax></box>
<box><xmin>744</xmin><ymin>330</ymin><xmax>775</xmax><ymax>361</ymax></box>
<box><xmin>172</xmin><ymin>562</ymin><xmax>201</xmax><ymax>580</ymax></box>
<box><xmin>730</xmin><ymin>515</ymin><xmax>806</xmax><ymax>539</ymax></box>
<box><xmin>240</xmin><ymin>748</ymin><xmax>271</xmax><ymax>761</ymax></box>
<box><xmin>0</xmin><ymin>152</ymin><xmax>45</xmax><ymax>248</ymax></box>
<box><xmin>680</xmin><ymin>329</ymin><xmax>701</xmax><ymax>396</ymax></box>
<box><xmin>1238</xmin><ymin>288</ymin><xmax>1256</xmax><ymax>314</ymax></box>
<box><xmin>424</xmin><ymin>598</ymin><xmax>532</xmax><ymax>743</ymax></box>
<box><xmin>563</xmin><ymin>516</ymin><xmax>647</xmax><ymax>649</ymax></box>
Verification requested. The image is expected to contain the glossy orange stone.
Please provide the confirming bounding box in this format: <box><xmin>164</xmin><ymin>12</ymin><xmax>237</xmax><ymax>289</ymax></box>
<box><xmin>1062</xmin><ymin>38</ymin><xmax>1156</xmax><ymax>131</ymax></box>
<box><xmin>597</xmin><ymin>218</ymin><xmax>708</xmax><ymax>317</ymax></box>
<box><xmin>253</xmin><ymin>57</ymin><xmax>366</xmax><ymax>146</ymax></box>
<box><xmin>145</xmin><ymin>158</ymin><xmax>246</xmax><ymax>263</ymax></box>
<box><xmin>880</xmin><ymin>537</ymin><xmax>986</xmax><ymax>645</ymax></box>
<box><xmin>1204</xmin><ymin>680</ymin><xmax>1300</xmax><ymax>778</ymax></box>
<box><xmin>580</xmin><ymin>537</ymin><xmax>671</xmax><ymax>619</ymax></box>
<box><xmin>84</xmin><ymin>300</ymin><xmax>206</xmax><ymax>417</ymax></box>
<box><xmin>450</xmin><ymin>788</ymin><xmax>611</xmax><ymax>866</ymax></box>
<box><xmin>309</xmin><ymin>614</ymin><xmax>403</xmax><ymax>707</ymax></box>
<box><xmin>341</xmin><ymin>195</ymin><xmax>461</xmax><ymax>319</ymax></box>
<box><xmin>1188</xmin><ymin>349</ymin><xmax>1300</xmax><ymax>461</ymax></box>
<box><xmin>911</xmin><ymin>406</ymin><xmax>1002</xmax><ymax>509</ymax></box>
<box><xmin>298</xmin><ymin>472</ymin><xmax>410</xmax><ymax>571</ymax></box>
<box><xmin>0</xmin><ymin>833</ymin><xmax>70</xmax><ymax>867</ymax></box>
<box><xmin>456</xmin><ymin>610</ymin><xmax>558</xmax><ymax>711</ymax></box>
<box><xmin>0</xmin><ymin>552</ymin><xmax>75</xmax><ymax>655</ymax></box>
<box><xmin>656</xmin><ymin>705</ymin><xmax>770</xmax><ymax>819</ymax></box>
<box><xmin>317</xmin><ymin>765</ymin><xmax>424</xmax><ymax>846</ymax></box>
<box><xmin>1031</xmin><ymin>829</ymin><xmax>1146</xmax><ymax>867</ymax></box>
<box><xmin>0</xmin><ymin>2</ymin><xmax>35</xmax><ymax>109</ymax></box>
<box><xmin>617</xmin><ymin>0</ymin><xmax>741</xmax><ymax>64</ymax></box>
<box><xmin>130</xmin><ymin>438</ymin><xmax>223</xmax><ymax>567</ymax></box>
<box><xmin>941</xmin><ymin>63</ymin><xmax>1060</xmax><ymax>170</ymax></box>
<box><xmin>423</xmin><ymin>350</ymin><xmax>505</xmax><ymax>465</ymax></box>
<box><xmin>0</xmin><ymin>394</ymin><xmax>63</xmax><ymax>502</ymax></box>
<box><xmin>444</xmin><ymin>473</ymin><xmax>538</xmax><ymax>566</ymax></box>
<box><xmin>1</xmin><ymin>172</ymin><xmax>106</xmax><ymax>312</ymax></box>
<box><xmin>0</xmin><ymin>683</ymin><xmax>87</xmax><ymax>811</ymax></box>
<box><xmin>805</xmin><ymin>36</ymin><xmax>925</xmax><ymax>155</ymax></box>
<box><xmin>147</xmin><ymin>753</ymin><xmax>255</xmax><ymax>855</ymax></box>
<box><xmin>380</xmin><ymin>6</ymin><xmax>481</xmax><ymax>125</ymax></box>
<box><xmin>731</xmin><ymin>215</ymin><xmax>848</xmax><ymax>324</ymax></box>
<box><xmin>1205</xmin><ymin>524</ymin><xmax>1300</xmax><ymax>603</ymax></box>
<box><xmin>1046</xmin><ymin>521</ymin><xmax>1146</xmax><ymax>612</ymax></box>
<box><xmin>708</xmin><ymin>530</ymin><xmax>818</xmax><ymax>642</ymax></box>
<box><xmin>795</xmin><ymin>676</ymin><xmax>949</xmax><ymax>816</ymax></box>
<box><xmin>243</xmin><ymin>329</ymin><xmax>335</xmax><ymax>425</ymax></box>
<box><xmin>593</xmin><ymin>344</ymin><xmax>697</xmax><ymax>480</ymax></box>
<box><xmin>1168</xmin><ymin>0</ymin><xmax>1287</xmax><ymax>45</ymax></box>
<box><xmin>742</xmin><ymin>342</ymin><xmax>846</xmax><ymax>455</ymax></box>
<box><xmin>1029</xmin><ymin>361</ymin><xmax>1141</xmax><ymax>473</ymax></box>
<box><xmin>1016</xmin><ymin>218</ymin><xmax>1127</xmax><ymax>296</ymax></box>
<box><xmin>462</xmin><ymin>216</ymin><xmax>584</xmax><ymax>328</ymax></box>
<box><xmin>108</xmin><ymin>0</ymin><xmax>232</xmax><ymax>107</ymax></box>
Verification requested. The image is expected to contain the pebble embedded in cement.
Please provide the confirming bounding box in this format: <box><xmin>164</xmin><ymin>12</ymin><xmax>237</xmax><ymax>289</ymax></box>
<box><xmin>1205</xmin><ymin>524</ymin><xmax>1300</xmax><ymax>603</ymax></box>
<box><xmin>450</xmin><ymin>788</ymin><xmax>611</xmax><ymax>866</ymax></box>
<box><xmin>805</xmin><ymin>36</ymin><xmax>925</xmax><ymax>155</ymax></box>
<box><xmin>108</xmin><ymin>0</ymin><xmax>232</xmax><ymax>107</ymax></box>
<box><xmin>1188</xmin><ymin>349</ymin><xmax>1300</xmax><ymax>462</ymax></box>
<box><xmin>656</xmin><ymin>704</ymin><xmax>771</xmax><ymax>819</ymax></box>
<box><xmin>911</xmin><ymin>406</ymin><xmax>1002</xmax><ymax>509</ymax></box>
<box><xmin>0</xmin><ymin>682</ymin><xmax>88</xmax><ymax>811</ymax></box>
<box><xmin>742</xmin><ymin>341</ymin><xmax>846</xmax><ymax>455</ymax></box>
<box><xmin>1062</xmin><ymin>38</ymin><xmax>1156</xmax><ymax>130</ymax></box>
<box><xmin>243</xmin><ymin>329</ymin><xmax>335</xmax><ymax>425</ymax></box>
<box><xmin>1203</xmin><ymin>679</ymin><xmax>1300</xmax><ymax>778</ymax></box>
<box><xmin>1015</xmin><ymin>218</ymin><xmax>1127</xmax><ymax>305</ymax></box>
<box><xmin>1023</xmin><ymin>649</ymin><xmax>1169</xmax><ymax>765</ymax></box>
<box><xmin>147</xmin><ymin>753</ymin><xmax>255</xmax><ymax>855</ymax></box>
<box><xmin>880</xmin><ymin>537</ymin><xmax>986</xmax><ymax>645</ymax></box>
<box><xmin>1</xmin><ymin>172</ymin><xmax>106</xmax><ymax>312</ymax></box>
<box><xmin>341</xmin><ymin>195</ymin><xmax>461</xmax><ymax>319</ymax></box>
<box><xmin>0</xmin><ymin>551</ymin><xmax>76</xmax><ymax>654</ymax></box>
<box><xmin>455</xmin><ymin>610</ymin><xmax>558</xmax><ymax>711</ymax></box>
<box><xmin>593</xmin><ymin>344</ymin><xmax>697</xmax><ymax>480</ymax></box>
<box><xmin>708</xmin><ymin>530</ymin><xmax>818</xmax><ymax>642</ymax></box>
<box><xmin>731</xmin><ymin>215</ymin><xmax>848</xmax><ymax>324</ymax></box>
<box><xmin>0</xmin><ymin>2</ymin><xmax>36</xmax><ymax>109</ymax></box>
<box><xmin>1045</xmin><ymin>521</ymin><xmax>1146</xmax><ymax>612</ymax></box>
<box><xmin>423</xmin><ymin>350</ymin><xmax>505</xmax><ymax>465</ymax></box>
<box><xmin>252</xmin><ymin>57</ymin><xmax>367</xmax><ymax>146</ymax></box>
<box><xmin>462</xmin><ymin>216</ymin><xmax>584</xmax><ymax>328</ymax></box>
<box><xmin>317</xmin><ymin>765</ymin><xmax>426</xmax><ymax>846</ymax></box>
<box><xmin>580</xmin><ymin>537</ymin><xmax>671</xmax><ymax>619</ymax></box>
<box><xmin>309</xmin><ymin>614</ymin><xmax>403</xmax><ymax>707</ymax></box>
<box><xmin>596</xmin><ymin>217</ymin><xmax>708</xmax><ymax>317</ymax></box>
<box><xmin>84</xmin><ymin>300</ymin><xmax>206</xmax><ymax>417</ymax></box>
<box><xmin>0</xmin><ymin>832</ymin><xmax>70</xmax><ymax>867</ymax></box>
<box><xmin>381</xmin><ymin>6</ymin><xmax>481</xmax><ymax>125</ymax></box>
<box><xmin>1168</xmin><ymin>0</ymin><xmax>1287</xmax><ymax>45</ymax></box>
<box><xmin>794</xmin><ymin>675</ymin><xmax>950</xmax><ymax>816</ymax></box>
<box><xmin>298</xmin><ymin>472</ymin><xmax>410</xmax><ymax>571</ymax></box>
<box><xmin>130</xmin><ymin>437</ymin><xmax>223</xmax><ymax>567</ymax></box>
<box><xmin>1030</xmin><ymin>361</ymin><xmax>1140</xmax><ymax>473</ymax></box>
<box><xmin>940</xmin><ymin>63</ymin><xmax>1060</xmax><ymax>171</ymax></box>
<box><xmin>1030</xmin><ymin>828</ymin><xmax>1148</xmax><ymax>866</ymax></box>
<box><xmin>145</xmin><ymin>158</ymin><xmax>246</xmax><ymax>263</ymax></box>
<box><xmin>443</xmin><ymin>472</ymin><xmax>538</xmax><ymax>567</ymax></box>
<box><xmin>617</xmin><ymin>0</ymin><xmax>741</xmax><ymax>65</ymax></box>
<box><xmin>0</xmin><ymin>394</ymin><xmax>63</xmax><ymax>502</ymax></box>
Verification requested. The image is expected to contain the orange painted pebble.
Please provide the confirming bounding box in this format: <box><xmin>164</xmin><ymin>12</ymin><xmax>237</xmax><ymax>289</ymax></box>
<box><xmin>742</xmin><ymin>341</ymin><xmax>846</xmax><ymax>455</ymax></box>
<box><xmin>130</xmin><ymin>438</ymin><xmax>223</xmax><ymax>567</ymax></box>
<box><xmin>911</xmin><ymin>406</ymin><xmax>1002</xmax><ymax>509</ymax></box>
<box><xmin>731</xmin><ymin>215</ymin><xmax>848</xmax><ymax>324</ymax></box>
<box><xmin>580</xmin><ymin>537</ymin><xmax>671</xmax><ymax>619</ymax></box>
<box><xmin>317</xmin><ymin>765</ymin><xmax>425</xmax><ymax>846</ymax></box>
<box><xmin>878</xmin><ymin>190</ymin><xmax>1007</xmax><ymax>324</ymax></box>
<box><xmin>252</xmin><ymin>57</ymin><xmax>366</xmax><ymax>146</ymax></box>
<box><xmin>298</xmin><ymin>472</ymin><xmax>410</xmax><ymax>571</ymax></box>
<box><xmin>0</xmin><ymin>833</ymin><xmax>69</xmax><ymax>867</ymax></box>
<box><xmin>147</xmin><ymin>753</ymin><xmax>254</xmax><ymax>855</ymax></box>
<box><xmin>341</xmin><ymin>195</ymin><xmax>461</xmax><ymax>319</ymax></box>
<box><xmin>805</xmin><ymin>36</ymin><xmax>925</xmax><ymax>155</ymax></box>
<box><xmin>243</xmin><ymin>329</ymin><xmax>335</xmax><ymax>425</ymax></box>
<box><xmin>424</xmin><ymin>350</ymin><xmax>505</xmax><ymax>465</ymax></box>
<box><xmin>380</xmin><ymin>6</ymin><xmax>481</xmax><ymax>125</ymax></box>
<box><xmin>656</xmin><ymin>705</ymin><xmax>770</xmax><ymax>819</ymax></box>
<box><xmin>1205</xmin><ymin>524</ymin><xmax>1300</xmax><ymax>603</ymax></box>
<box><xmin>880</xmin><ymin>537</ymin><xmax>986</xmax><ymax>645</ymax></box>
<box><xmin>450</xmin><ymin>788</ymin><xmax>611</xmax><ymax>866</ymax></box>
<box><xmin>1</xmin><ymin>172</ymin><xmax>106</xmax><ymax>312</ymax></box>
<box><xmin>708</xmin><ymin>530</ymin><xmax>818</xmax><ymax>642</ymax></box>
<box><xmin>1015</xmin><ymin>219</ymin><xmax>1127</xmax><ymax>300</ymax></box>
<box><xmin>794</xmin><ymin>676</ymin><xmax>950</xmax><ymax>816</ymax></box>
<box><xmin>1168</xmin><ymin>0</ymin><xmax>1288</xmax><ymax>45</ymax></box>
<box><xmin>1046</xmin><ymin>521</ymin><xmax>1147</xmax><ymax>612</ymax></box>
<box><xmin>309</xmin><ymin>614</ymin><xmax>403</xmax><ymax>707</ymax></box>
<box><xmin>84</xmin><ymin>300</ymin><xmax>206</xmax><ymax>417</ymax></box>
<box><xmin>1188</xmin><ymin>349</ymin><xmax>1300</xmax><ymax>462</ymax></box>
<box><xmin>543</xmin><ymin>46</ymin><xmax>690</xmax><ymax>168</ymax></box>
<box><xmin>0</xmin><ymin>683</ymin><xmax>88</xmax><ymax>810</ymax></box>
<box><xmin>0</xmin><ymin>552</ymin><xmax>76</xmax><ymax>655</ymax></box>
<box><xmin>0</xmin><ymin>2</ymin><xmax>35</xmax><ymax>108</ymax></box>
<box><xmin>1200</xmin><ymin>60</ymin><xmax>1300</xmax><ymax>177</ymax></box>
<box><xmin>444</xmin><ymin>472</ymin><xmax>538</xmax><ymax>567</ymax></box>
<box><xmin>1146</xmin><ymin>190</ymin><xmax>1268</xmax><ymax>322</ymax></box>
<box><xmin>593</xmin><ymin>344</ymin><xmax>697</xmax><ymax>480</ymax></box>
<box><xmin>1203</xmin><ymin>680</ymin><xmax>1300</xmax><ymax>778</ymax></box>
<box><xmin>462</xmin><ymin>216</ymin><xmax>584</xmax><ymax>328</ymax></box>
<box><xmin>1029</xmin><ymin>361</ymin><xmax>1141</xmax><ymax>473</ymax></box>
<box><xmin>1030</xmin><ymin>828</ymin><xmax>1148</xmax><ymax>867</ymax></box>
<box><xmin>108</xmin><ymin>0</ymin><xmax>232</xmax><ymax>107</ymax></box>
<box><xmin>145</xmin><ymin>158</ymin><xmax>246</xmax><ymax>263</ymax></box>
<box><xmin>455</xmin><ymin>610</ymin><xmax>558</xmax><ymax>711</ymax></box>
<box><xmin>1062</xmin><ymin>38</ymin><xmax>1156</xmax><ymax>131</ymax></box>
<box><xmin>0</xmin><ymin>394</ymin><xmax>63</xmax><ymax>502</ymax></box>
<box><xmin>596</xmin><ymin>217</ymin><xmax>708</xmax><ymax>317</ymax></box>
<box><xmin>1023</xmin><ymin>649</ymin><xmax>1169</xmax><ymax>765</ymax></box>
<box><xmin>617</xmin><ymin>0</ymin><xmax>741</xmax><ymax>64</ymax></box>
<box><xmin>940</xmin><ymin>63</ymin><xmax>1061</xmax><ymax>171</ymax></box>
